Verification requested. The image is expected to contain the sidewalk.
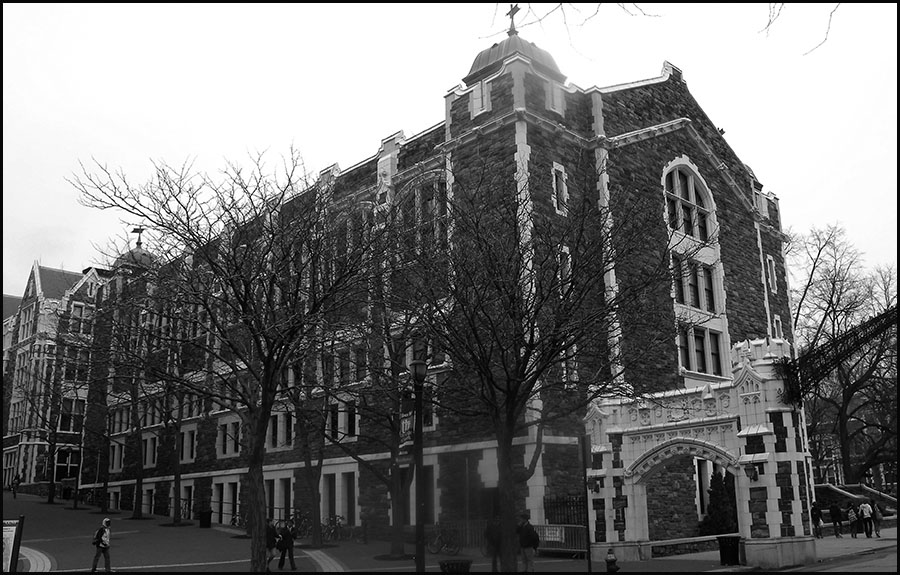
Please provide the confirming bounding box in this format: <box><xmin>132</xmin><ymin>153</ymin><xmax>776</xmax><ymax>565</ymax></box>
<box><xmin>4</xmin><ymin>490</ymin><xmax>895</xmax><ymax>572</ymax></box>
<box><xmin>302</xmin><ymin>526</ymin><xmax>897</xmax><ymax>572</ymax></box>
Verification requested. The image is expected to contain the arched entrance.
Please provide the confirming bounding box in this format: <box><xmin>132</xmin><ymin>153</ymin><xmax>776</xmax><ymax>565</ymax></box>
<box><xmin>584</xmin><ymin>338</ymin><xmax>816</xmax><ymax>569</ymax></box>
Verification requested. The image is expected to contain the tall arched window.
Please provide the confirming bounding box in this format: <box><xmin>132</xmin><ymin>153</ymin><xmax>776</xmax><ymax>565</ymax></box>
<box><xmin>665</xmin><ymin>167</ymin><xmax>709</xmax><ymax>241</ymax></box>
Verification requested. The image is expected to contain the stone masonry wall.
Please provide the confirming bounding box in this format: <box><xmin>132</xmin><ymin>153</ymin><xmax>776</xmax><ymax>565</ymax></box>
<box><xmin>644</xmin><ymin>455</ymin><xmax>700</xmax><ymax>540</ymax></box>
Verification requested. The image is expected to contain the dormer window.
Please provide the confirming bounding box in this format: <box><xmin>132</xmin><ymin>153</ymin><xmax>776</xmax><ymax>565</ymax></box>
<box><xmin>471</xmin><ymin>80</ymin><xmax>489</xmax><ymax>117</ymax></box>
<box><xmin>665</xmin><ymin>167</ymin><xmax>709</xmax><ymax>241</ymax></box>
<box><xmin>547</xmin><ymin>80</ymin><xmax>563</xmax><ymax>114</ymax></box>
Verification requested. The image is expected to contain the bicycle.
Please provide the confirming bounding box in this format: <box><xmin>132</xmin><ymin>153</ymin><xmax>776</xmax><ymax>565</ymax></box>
<box><xmin>322</xmin><ymin>515</ymin><xmax>344</xmax><ymax>542</ymax></box>
<box><xmin>230</xmin><ymin>513</ymin><xmax>248</xmax><ymax>530</ymax></box>
<box><xmin>427</xmin><ymin>523</ymin><xmax>460</xmax><ymax>555</ymax></box>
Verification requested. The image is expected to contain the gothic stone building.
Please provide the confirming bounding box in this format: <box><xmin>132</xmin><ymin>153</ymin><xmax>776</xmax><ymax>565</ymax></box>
<box><xmin>75</xmin><ymin>29</ymin><xmax>808</xmax><ymax>568</ymax></box>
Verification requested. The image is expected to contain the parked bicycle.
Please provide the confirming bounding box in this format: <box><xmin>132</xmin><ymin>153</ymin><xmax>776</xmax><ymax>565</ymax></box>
<box><xmin>230</xmin><ymin>513</ymin><xmax>248</xmax><ymax>530</ymax></box>
<box><xmin>291</xmin><ymin>511</ymin><xmax>313</xmax><ymax>539</ymax></box>
<box><xmin>427</xmin><ymin>523</ymin><xmax>460</xmax><ymax>555</ymax></box>
<box><xmin>322</xmin><ymin>514</ymin><xmax>344</xmax><ymax>542</ymax></box>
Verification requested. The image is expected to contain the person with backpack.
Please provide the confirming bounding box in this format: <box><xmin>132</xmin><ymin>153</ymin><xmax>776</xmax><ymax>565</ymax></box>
<box><xmin>871</xmin><ymin>500</ymin><xmax>883</xmax><ymax>537</ymax></box>
<box><xmin>846</xmin><ymin>503</ymin><xmax>858</xmax><ymax>538</ymax></box>
<box><xmin>858</xmin><ymin>500</ymin><xmax>873</xmax><ymax>538</ymax></box>
<box><xmin>810</xmin><ymin>502</ymin><xmax>823</xmax><ymax>538</ymax></box>
<box><xmin>90</xmin><ymin>517</ymin><xmax>112</xmax><ymax>573</ymax></box>
<box><xmin>516</xmin><ymin>512</ymin><xmax>540</xmax><ymax>573</ymax></box>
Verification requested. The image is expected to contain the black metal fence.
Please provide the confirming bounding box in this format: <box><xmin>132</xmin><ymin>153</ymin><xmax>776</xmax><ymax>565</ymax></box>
<box><xmin>543</xmin><ymin>495</ymin><xmax>586</xmax><ymax>525</ymax></box>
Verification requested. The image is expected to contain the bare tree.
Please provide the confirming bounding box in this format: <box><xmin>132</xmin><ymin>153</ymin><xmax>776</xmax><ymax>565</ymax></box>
<box><xmin>789</xmin><ymin>224</ymin><xmax>897</xmax><ymax>484</ymax></box>
<box><xmin>71</xmin><ymin>150</ymin><xmax>380</xmax><ymax>571</ymax></box>
<box><xmin>398</xmin><ymin>158</ymin><xmax>706</xmax><ymax>571</ymax></box>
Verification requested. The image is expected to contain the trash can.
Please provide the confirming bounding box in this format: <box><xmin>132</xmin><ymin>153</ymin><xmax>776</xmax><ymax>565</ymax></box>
<box><xmin>438</xmin><ymin>559</ymin><xmax>473</xmax><ymax>573</ymax></box>
<box><xmin>716</xmin><ymin>536</ymin><xmax>740</xmax><ymax>566</ymax></box>
<box><xmin>199</xmin><ymin>510</ymin><xmax>212</xmax><ymax>528</ymax></box>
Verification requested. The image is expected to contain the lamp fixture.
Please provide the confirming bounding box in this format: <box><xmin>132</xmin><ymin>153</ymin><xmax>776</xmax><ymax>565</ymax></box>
<box><xmin>743</xmin><ymin>463</ymin><xmax>759</xmax><ymax>482</ymax></box>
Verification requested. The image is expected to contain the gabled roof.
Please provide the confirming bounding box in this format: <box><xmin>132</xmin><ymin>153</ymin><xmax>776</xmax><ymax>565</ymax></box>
<box><xmin>38</xmin><ymin>266</ymin><xmax>83</xmax><ymax>299</ymax></box>
<box><xmin>3</xmin><ymin>295</ymin><xmax>22</xmax><ymax>320</ymax></box>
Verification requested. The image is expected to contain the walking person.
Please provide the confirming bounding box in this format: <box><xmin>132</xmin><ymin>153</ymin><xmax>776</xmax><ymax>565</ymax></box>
<box><xmin>265</xmin><ymin>517</ymin><xmax>278</xmax><ymax>572</ymax></box>
<box><xmin>871</xmin><ymin>500</ymin><xmax>883</xmax><ymax>537</ymax></box>
<box><xmin>515</xmin><ymin>512</ymin><xmax>540</xmax><ymax>573</ymax></box>
<box><xmin>484</xmin><ymin>514</ymin><xmax>502</xmax><ymax>573</ymax></box>
<box><xmin>846</xmin><ymin>503</ymin><xmax>858</xmax><ymax>538</ymax></box>
<box><xmin>11</xmin><ymin>474</ymin><xmax>20</xmax><ymax>499</ymax></box>
<box><xmin>811</xmin><ymin>502</ymin><xmax>823</xmax><ymax>538</ymax></box>
<box><xmin>90</xmin><ymin>517</ymin><xmax>112</xmax><ymax>573</ymax></box>
<box><xmin>828</xmin><ymin>502</ymin><xmax>843</xmax><ymax>538</ymax></box>
<box><xmin>858</xmin><ymin>500</ymin><xmax>873</xmax><ymax>538</ymax></box>
<box><xmin>277</xmin><ymin>519</ymin><xmax>297</xmax><ymax>570</ymax></box>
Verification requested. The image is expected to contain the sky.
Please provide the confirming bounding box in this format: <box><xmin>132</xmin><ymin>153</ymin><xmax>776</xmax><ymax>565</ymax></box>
<box><xmin>3</xmin><ymin>3</ymin><xmax>897</xmax><ymax>297</ymax></box>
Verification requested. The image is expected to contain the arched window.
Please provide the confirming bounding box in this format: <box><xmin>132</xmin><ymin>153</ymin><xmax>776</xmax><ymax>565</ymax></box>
<box><xmin>665</xmin><ymin>167</ymin><xmax>709</xmax><ymax>241</ymax></box>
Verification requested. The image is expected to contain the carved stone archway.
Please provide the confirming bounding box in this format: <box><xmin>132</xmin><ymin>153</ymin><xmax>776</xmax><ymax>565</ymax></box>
<box><xmin>584</xmin><ymin>338</ymin><xmax>816</xmax><ymax>569</ymax></box>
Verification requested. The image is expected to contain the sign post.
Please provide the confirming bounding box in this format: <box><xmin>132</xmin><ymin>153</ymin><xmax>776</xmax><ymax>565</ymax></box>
<box><xmin>2</xmin><ymin>515</ymin><xmax>25</xmax><ymax>574</ymax></box>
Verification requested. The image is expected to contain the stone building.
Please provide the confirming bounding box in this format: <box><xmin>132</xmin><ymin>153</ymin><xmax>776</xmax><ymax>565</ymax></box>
<box><xmin>2</xmin><ymin>261</ymin><xmax>107</xmax><ymax>491</ymax></box>
<box><xmin>71</xmin><ymin>24</ymin><xmax>807</xmax><ymax>568</ymax></box>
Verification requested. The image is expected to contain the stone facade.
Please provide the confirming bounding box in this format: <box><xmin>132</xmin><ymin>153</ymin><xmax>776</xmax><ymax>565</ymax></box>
<box><xmin>5</xmin><ymin>27</ymin><xmax>806</xmax><ymax>568</ymax></box>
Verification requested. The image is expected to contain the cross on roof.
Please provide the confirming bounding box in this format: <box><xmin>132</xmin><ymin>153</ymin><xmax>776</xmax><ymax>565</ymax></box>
<box><xmin>131</xmin><ymin>226</ymin><xmax>145</xmax><ymax>247</ymax></box>
<box><xmin>506</xmin><ymin>3</ymin><xmax>520</xmax><ymax>36</ymax></box>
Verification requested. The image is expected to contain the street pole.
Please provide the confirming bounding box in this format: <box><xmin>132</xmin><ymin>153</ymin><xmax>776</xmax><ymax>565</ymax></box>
<box><xmin>410</xmin><ymin>359</ymin><xmax>427</xmax><ymax>573</ymax></box>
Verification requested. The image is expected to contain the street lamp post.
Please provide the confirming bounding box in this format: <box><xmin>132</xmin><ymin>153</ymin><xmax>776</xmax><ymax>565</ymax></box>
<box><xmin>409</xmin><ymin>359</ymin><xmax>428</xmax><ymax>572</ymax></box>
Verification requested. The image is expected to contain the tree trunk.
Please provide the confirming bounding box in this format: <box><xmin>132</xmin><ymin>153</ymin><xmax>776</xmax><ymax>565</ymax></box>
<box><xmin>389</xmin><ymin>462</ymin><xmax>408</xmax><ymax>557</ymax></box>
<box><xmin>245</xmin><ymin>414</ymin><xmax>270</xmax><ymax>572</ymax></box>
<box><xmin>496</xmin><ymin>426</ymin><xmax>521</xmax><ymax>573</ymax></box>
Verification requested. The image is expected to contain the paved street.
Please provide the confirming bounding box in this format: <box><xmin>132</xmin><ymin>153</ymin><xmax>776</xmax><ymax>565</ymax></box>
<box><xmin>4</xmin><ymin>490</ymin><xmax>896</xmax><ymax>572</ymax></box>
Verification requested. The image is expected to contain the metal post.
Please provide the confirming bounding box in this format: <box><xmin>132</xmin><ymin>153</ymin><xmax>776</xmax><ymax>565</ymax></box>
<box><xmin>411</xmin><ymin>360</ymin><xmax>427</xmax><ymax>572</ymax></box>
<box><xmin>580</xmin><ymin>434</ymin><xmax>593</xmax><ymax>573</ymax></box>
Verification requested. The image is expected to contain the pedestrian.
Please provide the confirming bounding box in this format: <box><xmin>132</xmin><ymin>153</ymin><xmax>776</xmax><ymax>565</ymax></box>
<box><xmin>858</xmin><ymin>500</ymin><xmax>873</xmax><ymax>538</ymax></box>
<box><xmin>265</xmin><ymin>517</ymin><xmax>278</xmax><ymax>572</ymax></box>
<box><xmin>484</xmin><ymin>514</ymin><xmax>502</xmax><ymax>573</ymax></box>
<box><xmin>90</xmin><ymin>517</ymin><xmax>112</xmax><ymax>573</ymax></box>
<box><xmin>515</xmin><ymin>512</ymin><xmax>540</xmax><ymax>573</ymax></box>
<box><xmin>871</xmin><ymin>500</ymin><xmax>883</xmax><ymax>537</ymax></box>
<box><xmin>846</xmin><ymin>503</ymin><xmax>858</xmax><ymax>538</ymax></box>
<box><xmin>811</xmin><ymin>502</ymin><xmax>823</xmax><ymax>538</ymax></box>
<box><xmin>828</xmin><ymin>502</ymin><xmax>843</xmax><ymax>538</ymax></box>
<box><xmin>11</xmin><ymin>474</ymin><xmax>20</xmax><ymax>499</ymax></box>
<box><xmin>277</xmin><ymin>519</ymin><xmax>297</xmax><ymax>570</ymax></box>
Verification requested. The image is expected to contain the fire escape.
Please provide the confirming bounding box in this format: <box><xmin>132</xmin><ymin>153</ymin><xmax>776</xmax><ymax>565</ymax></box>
<box><xmin>775</xmin><ymin>305</ymin><xmax>897</xmax><ymax>406</ymax></box>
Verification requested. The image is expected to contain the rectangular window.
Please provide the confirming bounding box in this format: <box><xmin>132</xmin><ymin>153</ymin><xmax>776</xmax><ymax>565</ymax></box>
<box><xmin>552</xmin><ymin>165</ymin><xmax>568</xmax><ymax>216</ymax></box>
<box><xmin>329</xmin><ymin>404</ymin><xmax>340</xmax><ymax>440</ymax></box>
<box><xmin>354</xmin><ymin>347</ymin><xmax>367</xmax><ymax>381</ymax></box>
<box><xmin>678</xmin><ymin>327</ymin><xmax>691</xmax><ymax>371</ymax></box>
<box><xmin>688</xmin><ymin>264</ymin><xmax>701</xmax><ymax>308</ymax></box>
<box><xmin>709</xmin><ymin>332</ymin><xmax>722</xmax><ymax>376</ymax></box>
<box><xmin>231</xmin><ymin>422</ymin><xmax>240</xmax><ymax>453</ymax></box>
<box><xmin>673</xmin><ymin>255</ymin><xmax>685</xmax><ymax>304</ymax></box>
<box><xmin>766</xmin><ymin>256</ymin><xmax>778</xmax><ymax>294</ymax></box>
<box><xmin>339</xmin><ymin>349</ymin><xmax>350</xmax><ymax>384</ymax></box>
<box><xmin>270</xmin><ymin>414</ymin><xmax>279</xmax><ymax>448</ymax></box>
<box><xmin>347</xmin><ymin>400</ymin><xmax>357</xmax><ymax>437</ymax></box>
<box><xmin>773</xmin><ymin>315</ymin><xmax>783</xmax><ymax>339</ymax></box>
<box><xmin>703</xmin><ymin>267</ymin><xmax>716</xmax><ymax>312</ymax></box>
<box><xmin>559</xmin><ymin>246</ymin><xmax>571</xmax><ymax>296</ymax></box>
<box><xmin>694</xmin><ymin>332</ymin><xmax>707</xmax><ymax>374</ymax></box>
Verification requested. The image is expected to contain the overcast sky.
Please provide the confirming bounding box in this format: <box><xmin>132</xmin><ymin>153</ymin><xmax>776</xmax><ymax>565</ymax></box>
<box><xmin>4</xmin><ymin>3</ymin><xmax>897</xmax><ymax>297</ymax></box>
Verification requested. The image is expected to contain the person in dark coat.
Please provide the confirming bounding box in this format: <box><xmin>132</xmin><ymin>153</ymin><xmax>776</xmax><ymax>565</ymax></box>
<box><xmin>828</xmin><ymin>502</ymin><xmax>843</xmax><ymax>538</ymax></box>
<box><xmin>811</xmin><ymin>502</ymin><xmax>823</xmax><ymax>538</ymax></box>
<box><xmin>484</xmin><ymin>515</ymin><xmax>502</xmax><ymax>572</ymax></box>
<box><xmin>277</xmin><ymin>519</ymin><xmax>297</xmax><ymax>570</ymax></box>
<box><xmin>265</xmin><ymin>517</ymin><xmax>278</xmax><ymax>572</ymax></box>
<box><xmin>516</xmin><ymin>512</ymin><xmax>539</xmax><ymax>573</ymax></box>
